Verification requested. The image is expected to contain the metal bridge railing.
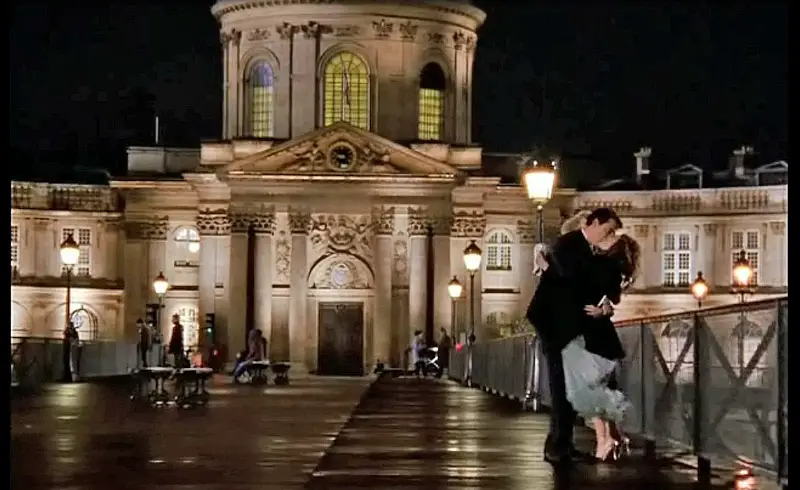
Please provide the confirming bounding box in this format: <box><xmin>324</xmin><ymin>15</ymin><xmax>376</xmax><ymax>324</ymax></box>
<box><xmin>450</xmin><ymin>297</ymin><xmax>788</xmax><ymax>487</ymax></box>
<box><xmin>11</xmin><ymin>336</ymin><xmax>163</xmax><ymax>391</ymax></box>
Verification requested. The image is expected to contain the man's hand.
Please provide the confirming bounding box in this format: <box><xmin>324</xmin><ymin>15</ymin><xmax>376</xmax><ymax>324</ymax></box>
<box><xmin>584</xmin><ymin>304</ymin><xmax>613</xmax><ymax>318</ymax></box>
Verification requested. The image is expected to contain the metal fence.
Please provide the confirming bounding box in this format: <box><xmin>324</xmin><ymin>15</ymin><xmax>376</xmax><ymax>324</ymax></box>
<box><xmin>11</xmin><ymin>336</ymin><xmax>163</xmax><ymax>391</ymax></box>
<box><xmin>451</xmin><ymin>297</ymin><xmax>788</xmax><ymax>486</ymax></box>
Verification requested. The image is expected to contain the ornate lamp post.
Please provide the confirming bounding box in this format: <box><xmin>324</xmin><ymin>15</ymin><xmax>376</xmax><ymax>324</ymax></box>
<box><xmin>447</xmin><ymin>276</ymin><xmax>463</xmax><ymax>340</ymax></box>
<box><xmin>463</xmin><ymin>240</ymin><xmax>482</xmax><ymax>339</ymax></box>
<box><xmin>732</xmin><ymin>250</ymin><xmax>753</xmax><ymax>303</ymax></box>
<box><xmin>153</xmin><ymin>272</ymin><xmax>169</xmax><ymax>366</ymax></box>
<box><xmin>523</xmin><ymin>159</ymin><xmax>557</xmax><ymax>244</ymax></box>
<box><xmin>59</xmin><ymin>234</ymin><xmax>80</xmax><ymax>329</ymax></box>
<box><xmin>690</xmin><ymin>271</ymin><xmax>709</xmax><ymax>309</ymax></box>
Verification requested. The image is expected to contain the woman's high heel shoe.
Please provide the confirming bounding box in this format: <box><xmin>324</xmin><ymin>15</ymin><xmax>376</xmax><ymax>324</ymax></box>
<box><xmin>595</xmin><ymin>439</ymin><xmax>619</xmax><ymax>462</ymax></box>
<box><xmin>614</xmin><ymin>437</ymin><xmax>631</xmax><ymax>459</ymax></box>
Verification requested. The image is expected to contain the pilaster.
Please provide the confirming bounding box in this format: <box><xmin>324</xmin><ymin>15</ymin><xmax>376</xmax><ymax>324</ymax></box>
<box><xmin>288</xmin><ymin>210</ymin><xmax>309</xmax><ymax>364</ymax></box>
<box><xmin>372</xmin><ymin>207</ymin><xmax>394</xmax><ymax>365</ymax></box>
<box><xmin>699</xmin><ymin>224</ymin><xmax>718</xmax><ymax>285</ymax></box>
<box><xmin>407</xmin><ymin>207</ymin><xmax>429</xmax><ymax>347</ymax></box>
<box><xmin>516</xmin><ymin>220</ymin><xmax>536</xmax><ymax>315</ymax></box>
<box><xmin>449</xmin><ymin>208</ymin><xmax>485</xmax><ymax>339</ymax></box>
<box><xmin>196</xmin><ymin>208</ymin><xmax>231</xmax><ymax>348</ymax></box>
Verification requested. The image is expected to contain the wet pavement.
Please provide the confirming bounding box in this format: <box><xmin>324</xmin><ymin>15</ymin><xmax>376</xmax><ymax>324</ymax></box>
<box><xmin>13</xmin><ymin>374</ymin><xmax>732</xmax><ymax>490</ymax></box>
<box><xmin>11</xmin><ymin>374</ymin><xmax>372</xmax><ymax>490</ymax></box>
<box><xmin>307</xmin><ymin>377</ymin><xmax>726</xmax><ymax>490</ymax></box>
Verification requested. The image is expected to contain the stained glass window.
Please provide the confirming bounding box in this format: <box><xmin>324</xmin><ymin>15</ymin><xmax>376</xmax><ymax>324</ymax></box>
<box><xmin>323</xmin><ymin>52</ymin><xmax>370</xmax><ymax>130</ymax></box>
<box><xmin>246</xmin><ymin>61</ymin><xmax>275</xmax><ymax>137</ymax></box>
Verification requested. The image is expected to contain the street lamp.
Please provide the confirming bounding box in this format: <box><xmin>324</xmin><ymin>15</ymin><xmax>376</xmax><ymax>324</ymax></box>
<box><xmin>690</xmin><ymin>271</ymin><xmax>709</xmax><ymax>308</ymax></box>
<box><xmin>523</xmin><ymin>159</ymin><xmax>557</xmax><ymax>244</ymax></box>
<box><xmin>153</xmin><ymin>272</ymin><xmax>169</xmax><ymax>365</ymax></box>
<box><xmin>463</xmin><ymin>240</ymin><xmax>482</xmax><ymax>339</ymax></box>
<box><xmin>60</xmin><ymin>234</ymin><xmax>80</xmax><ymax>329</ymax></box>
<box><xmin>732</xmin><ymin>250</ymin><xmax>753</xmax><ymax>303</ymax></box>
<box><xmin>447</xmin><ymin>276</ymin><xmax>463</xmax><ymax>340</ymax></box>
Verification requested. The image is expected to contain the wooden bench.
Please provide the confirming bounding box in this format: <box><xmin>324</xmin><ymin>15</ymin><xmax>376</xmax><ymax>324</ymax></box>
<box><xmin>130</xmin><ymin>367</ymin><xmax>173</xmax><ymax>406</ymax></box>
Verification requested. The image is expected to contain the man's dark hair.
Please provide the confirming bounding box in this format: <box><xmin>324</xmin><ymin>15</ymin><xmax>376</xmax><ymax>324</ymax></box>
<box><xmin>586</xmin><ymin>207</ymin><xmax>623</xmax><ymax>229</ymax></box>
<box><xmin>413</xmin><ymin>330</ymin><xmax>422</xmax><ymax>336</ymax></box>
<box><xmin>136</xmin><ymin>318</ymin><xmax>144</xmax><ymax>324</ymax></box>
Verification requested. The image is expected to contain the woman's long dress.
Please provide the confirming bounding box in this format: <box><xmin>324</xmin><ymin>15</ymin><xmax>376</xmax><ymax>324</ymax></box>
<box><xmin>561</xmin><ymin>254</ymin><xmax>631</xmax><ymax>424</ymax></box>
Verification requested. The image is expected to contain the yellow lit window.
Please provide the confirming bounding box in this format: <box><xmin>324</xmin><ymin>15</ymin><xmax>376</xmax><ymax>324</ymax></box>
<box><xmin>418</xmin><ymin>63</ymin><xmax>446</xmax><ymax>140</ymax></box>
<box><xmin>323</xmin><ymin>52</ymin><xmax>370</xmax><ymax>130</ymax></box>
<box><xmin>247</xmin><ymin>61</ymin><xmax>275</xmax><ymax>137</ymax></box>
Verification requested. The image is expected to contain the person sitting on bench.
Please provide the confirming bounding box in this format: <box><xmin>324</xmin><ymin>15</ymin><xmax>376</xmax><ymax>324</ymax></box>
<box><xmin>233</xmin><ymin>329</ymin><xmax>266</xmax><ymax>382</ymax></box>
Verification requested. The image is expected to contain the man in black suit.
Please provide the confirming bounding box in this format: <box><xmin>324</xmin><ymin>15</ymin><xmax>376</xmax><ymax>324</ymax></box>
<box><xmin>526</xmin><ymin>207</ymin><xmax>622</xmax><ymax>464</ymax></box>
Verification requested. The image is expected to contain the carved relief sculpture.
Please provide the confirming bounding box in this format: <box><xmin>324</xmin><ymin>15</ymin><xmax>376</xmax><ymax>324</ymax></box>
<box><xmin>393</xmin><ymin>237</ymin><xmax>408</xmax><ymax>284</ymax></box>
<box><xmin>633</xmin><ymin>224</ymin><xmax>650</xmax><ymax>238</ymax></box>
<box><xmin>308</xmin><ymin>214</ymin><xmax>374</xmax><ymax>258</ymax></box>
<box><xmin>230</xmin><ymin>210</ymin><xmax>275</xmax><ymax>234</ymax></box>
<box><xmin>399</xmin><ymin>21</ymin><xmax>418</xmax><ymax>41</ymax></box>
<box><xmin>246</xmin><ymin>28</ymin><xmax>270</xmax><ymax>41</ymax></box>
<box><xmin>465</xmin><ymin>36</ymin><xmax>476</xmax><ymax>52</ymax></box>
<box><xmin>311</xmin><ymin>259</ymin><xmax>369</xmax><ymax>289</ymax></box>
<box><xmin>274</xmin><ymin>231</ymin><xmax>291</xmax><ymax>282</ymax></box>
<box><xmin>769</xmin><ymin>221</ymin><xmax>786</xmax><ymax>235</ymax></box>
<box><xmin>702</xmin><ymin>223</ymin><xmax>718</xmax><ymax>237</ymax></box>
<box><xmin>125</xmin><ymin>217</ymin><xmax>169</xmax><ymax>240</ymax></box>
<box><xmin>427</xmin><ymin>32</ymin><xmax>445</xmax><ymax>44</ymax></box>
<box><xmin>196</xmin><ymin>209</ymin><xmax>231</xmax><ymax>236</ymax></box>
<box><xmin>372</xmin><ymin>19</ymin><xmax>393</xmax><ymax>38</ymax></box>
<box><xmin>450</xmin><ymin>209</ymin><xmax>486</xmax><ymax>238</ymax></box>
<box><xmin>333</xmin><ymin>25</ymin><xmax>360</xmax><ymax>37</ymax></box>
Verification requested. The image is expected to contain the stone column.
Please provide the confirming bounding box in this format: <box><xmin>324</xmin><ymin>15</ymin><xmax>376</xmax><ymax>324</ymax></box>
<box><xmin>292</xmin><ymin>23</ymin><xmax>317</xmax><ymax>136</ymax></box>
<box><xmin>432</xmin><ymin>216</ymin><xmax>452</xmax><ymax>337</ymax></box>
<box><xmin>19</xmin><ymin>218</ymin><xmax>36</xmax><ymax>277</ymax></box>
<box><xmin>123</xmin><ymin>218</ymin><xmax>168</xmax><ymax>338</ymax></box>
<box><xmin>252</xmin><ymin>212</ymin><xmax>275</xmax><ymax>354</ymax></box>
<box><xmin>196</xmin><ymin>209</ymin><xmax>231</xmax><ymax>349</ymax></box>
<box><xmin>288</xmin><ymin>211</ymin><xmax>309</xmax><ymax>365</ymax></box>
<box><xmin>699</xmin><ymin>224</ymin><xmax>718</xmax><ymax>286</ymax></box>
<box><xmin>33</xmin><ymin>218</ymin><xmax>54</xmax><ymax>277</ymax></box>
<box><xmin>372</xmin><ymin>208</ymin><xmax>394</xmax><ymax>366</ymax></box>
<box><xmin>227</xmin><ymin>214</ymin><xmax>250</xmax><ymax>356</ymax></box>
<box><xmin>104</xmin><ymin>221</ymin><xmax>120</xmax><ymax>280</ymax></box>
<box><xmin>407</xmin><ymin>208</ymin><xmax>428</xmax><ymax>344</ymax></box>
<box><xmin>228</xmin><ymin>29</ymin><xmax>242</xmax><ymax>137</ymax></box>
<box><xmin>516</xmin><ymin>219</ymin><xmax>536</xmax><ymax>315</ymax></box>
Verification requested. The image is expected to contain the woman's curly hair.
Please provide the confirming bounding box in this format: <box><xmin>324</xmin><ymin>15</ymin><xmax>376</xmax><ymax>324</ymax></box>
<box><xmin>609</xmin><ymin>234</ymin><xmax>641</xmax><ymax>288</ymax></box>
<box><xmin>559</xmin><ymin>210</ymin><xmax>641</xmax><ymax>288</ymax></box>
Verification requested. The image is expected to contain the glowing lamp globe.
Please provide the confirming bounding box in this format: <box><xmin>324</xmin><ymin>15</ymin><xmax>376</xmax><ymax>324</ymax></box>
<box><xmin>463</xmin><ymin>240</ymin><xmax>482</xmax><ymax>273</ymax></box>
<box><xmin>60</xmin><ymin>234</ymin><xmax>80</xmax><ymax>267</ymax></box>
<box><xmin>448</xmin><ymin>276</ymin><xmax>463</xmax><ymax>299</ymax></box>
<box><xmin>690</xmin><ymin>272</ymin><xmax>709</xmax><ymax>302</ymax></box>
<box><xmin>188</xmin><ymin>241</ymin><xmax>200</xmax><ymax>254</ymax></box>
<box><xmin>523</xmin><ymin>161</ymin><xmax>557</xmax><ymax>203</ymax></box>
<box><xmin>153</xmin><ymin>271</ymin><xmax>170</xmax><ymax>296</ymax></box>
<box><xmin>732</xmin><ymin>251</ymin><xmax>753</xmax><ymax>287</ymax></box>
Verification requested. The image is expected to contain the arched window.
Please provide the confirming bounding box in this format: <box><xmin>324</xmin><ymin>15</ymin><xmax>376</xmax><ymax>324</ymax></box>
<box><xmin>245</xmin><ymin>61</ymin><xmax>275</xmax><ymax>137</ymax></box>
<box><xmin>173</xmin><ymin>307</ymin><xmax>199</xmax><ymax>349</ymax></box>
<box><xmin>485</xmin><ymin>230</ymin><xmax>513</xmax><ymax>271</ymax></box>
<box><xmin>323</xmin><ymin>52</ymin><xmax>370</xmax><ymax>130</ymax></box>
<box><xmin>418</xmin><ymin>63</ymin><xmax>446</xmax><ymax>140</ymax></box>
<box><xmin>659</xmin><ymin>320</ymin><xmax>693</xmax><ymax>384</ymax></box>
<box><xmin>173</xmin><ymin>226</ymin><xmax>200</xmax><ymax>268</ymax></box>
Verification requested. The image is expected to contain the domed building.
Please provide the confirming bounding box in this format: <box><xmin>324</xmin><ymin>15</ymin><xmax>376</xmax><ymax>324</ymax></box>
<box><xmin>10</xmin><ymin>0</ymin><xmax>787</xmax><ymax>376</ymax></box>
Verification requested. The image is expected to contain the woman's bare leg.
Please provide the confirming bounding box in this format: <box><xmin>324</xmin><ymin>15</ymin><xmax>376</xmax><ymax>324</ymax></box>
<box><xmin>592</xmin><ymin>417</ymin><xmax>607</xmax><ymax>455</ymax></box>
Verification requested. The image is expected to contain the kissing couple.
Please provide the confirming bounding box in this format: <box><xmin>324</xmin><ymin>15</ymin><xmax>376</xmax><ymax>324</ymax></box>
<box><xmin>526</xmin><ymin>207</ymin><xmax>641</xmax><ymax>465</ymax></box>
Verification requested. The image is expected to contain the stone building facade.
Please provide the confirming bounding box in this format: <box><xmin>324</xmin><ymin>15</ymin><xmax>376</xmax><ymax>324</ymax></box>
<box><xmin>10</xmin><ymin>0</ymin><xmax>787</xmax><ymax>375</ymax></box>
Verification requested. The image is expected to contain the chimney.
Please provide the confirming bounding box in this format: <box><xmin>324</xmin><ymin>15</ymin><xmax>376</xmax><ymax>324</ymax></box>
<box><xmin>730</xmin><ymin>145</ymin><xmax>753</xmax><ymax>179</ymax></box>
<box><xmin>634</xmin><ymin>146</ymin><xmax>652</xmax><ymax>184</ymax></box>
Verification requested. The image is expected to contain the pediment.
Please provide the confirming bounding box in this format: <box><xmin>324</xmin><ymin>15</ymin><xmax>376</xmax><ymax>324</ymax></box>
<box><xmin>218</xmin><ymin>122</ymin><xmax>460</xmax><ymax>177</ymax></box>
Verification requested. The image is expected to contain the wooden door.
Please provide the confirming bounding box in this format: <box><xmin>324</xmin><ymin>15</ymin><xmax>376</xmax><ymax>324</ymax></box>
<box><xmin>317</xmin><ymin>303</ymin><xmax>364</xmax><ymax>376</ymax></box>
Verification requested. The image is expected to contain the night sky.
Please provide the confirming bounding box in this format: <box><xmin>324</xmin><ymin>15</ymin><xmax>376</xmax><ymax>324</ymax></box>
<box><xmin>10</xmin><ymin>1</ymin><xmax>787</xmax><ymax>180</ymax></box>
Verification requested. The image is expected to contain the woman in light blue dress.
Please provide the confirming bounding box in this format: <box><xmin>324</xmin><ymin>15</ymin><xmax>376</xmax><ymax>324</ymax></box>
<box><xmin>537</xmin><ymin>214</ymin><xmax>640</xmax><ymax>461</ymax></box>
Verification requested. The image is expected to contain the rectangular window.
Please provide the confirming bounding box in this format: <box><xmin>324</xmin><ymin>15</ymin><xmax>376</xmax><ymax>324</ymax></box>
<box><xmin>731</xmin><ymin>230</ymin><xmax>759</xmax><ymax>286</ymax></box>
<box><xmin>662</xmin><ymin>232</ymin><xmax>692</xmax><ymax>286</ymax></box>
<box><xmin>62</xmin><ymin>227</ymin><xmax>92</xmax><ymax>277</ymax></box>
<box><xmin>418</xmin><ymin>88</ymin><xmax>444</xmax><ymax>140</ymax></box>
<box><xmin>11</xmin><ymin>224</ymin><xmax>19</xmax><ymax>273</ymax></box>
